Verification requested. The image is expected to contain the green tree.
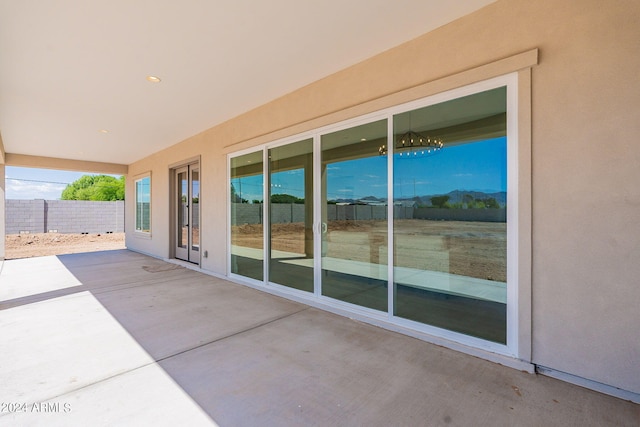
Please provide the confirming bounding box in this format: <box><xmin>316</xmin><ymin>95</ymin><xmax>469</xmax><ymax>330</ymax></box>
<box><xmin>480</xmin><ymin>197</ymin><xmax>500</xmax><ymax>209</ymax></box>
<box><xmin>430</xmin><ymin>195</ymin><xmax>450</xmax><ymax>208</ymax></box>
<box><xmin>270</xmin><ymin>193</ymin><xmax>304</xmax><ymax>204</ymax></box>
<box><xmin>61</xmin><ymin>175</ymin><xmax>125</xmax><ymax>201</ymax></box>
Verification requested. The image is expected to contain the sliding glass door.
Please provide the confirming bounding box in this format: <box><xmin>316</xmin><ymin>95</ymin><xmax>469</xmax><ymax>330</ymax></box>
<box><xmin>230</xmin><ymin>151</ymin><xmax>264</xmax><ymax>281</ymax></box>
<box><xmin>392</xmin><ymin>87</ymin><xmax>507</xmax><ymax>343</ymax></box>
<box><xmin>320</xmin><ymin>120</ymin><xmax>388</xmax><ymax>311</ymax></box>
<box><xmin>228</xmin><ymin>77</ymin><xmax>514</xmax><ymax>349</ymax></box>
<box><xmin>268</xmin><ymin>138</ymin><xmax>314</xmax><ymax>292</ymax></box>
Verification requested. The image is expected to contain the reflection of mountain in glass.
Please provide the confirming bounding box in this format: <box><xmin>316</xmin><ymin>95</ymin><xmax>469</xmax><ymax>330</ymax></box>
<box><xmin>327</xmin><ymin>189</ymin><xmax>506</xmax><ymax>208</ymax></box>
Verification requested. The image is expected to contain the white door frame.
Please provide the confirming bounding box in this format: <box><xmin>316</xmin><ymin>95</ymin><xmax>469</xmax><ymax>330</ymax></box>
<box><xmin>173</xmin><ymin>161</ymin><xmax>200</xmax><ymax>264</ymax></box>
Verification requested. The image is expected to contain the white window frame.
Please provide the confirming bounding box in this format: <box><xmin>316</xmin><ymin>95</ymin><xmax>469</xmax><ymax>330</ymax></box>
<box><xmin>134</xmin><ymin>172</ymin><xmax>152</xmax><ymax>237</ymax></box>
<box><xmin>227</xmin><ymin>72</ymin><xmax>530</xmax><ymax>367</ymax></box>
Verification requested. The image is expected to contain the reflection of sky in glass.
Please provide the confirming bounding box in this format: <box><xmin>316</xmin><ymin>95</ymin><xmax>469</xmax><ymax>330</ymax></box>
<box><xmin>231</xmin><ymin>137</ymin><xmax>506</xmax><ymax>202</ymax></box>
<box><xmin>394</xmin><ymin>137</ymin><xmax>506</xmax><ymax>199</ymax></box>
<box><xmin>271</xmin><ymin>169</ymin><xmax>304</xmax><ymax>198</ymax></box>
<box><xmin>192</xmin><ymin>182</ymin><xmax>200</xmax><ymax>198</ymax></box>
<box><xmin>231</xmin><ymin>176</ymin><xmax>263</xmax><ymax>202</ymax></box>
<box><xmin>136</xmin><ymin>178</ymin><xmax>151</xmax><ymax>202</ymax></box>
<box><xmin>326</xmin><ymin>156</ymin><xmax>387</xmax><ymax>200</ymax></box>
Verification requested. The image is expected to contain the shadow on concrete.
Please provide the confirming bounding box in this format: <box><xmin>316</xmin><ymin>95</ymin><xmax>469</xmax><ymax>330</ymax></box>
<box><xmin>1</xmin><ymin>250</ymin><xmax>637</xmax><ymax>426</ymax></box>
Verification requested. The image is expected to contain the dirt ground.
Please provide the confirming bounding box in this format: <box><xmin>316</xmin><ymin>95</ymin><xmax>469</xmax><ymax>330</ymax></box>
<box><xmin>233</xmin><ymin>219</ymin><xmax>506</xmax><ymax>282</ymax></box>
<box><xmin>5</xmin><ymin>232</ymin><xmax>126</xmax><ymax>260</ymax></box>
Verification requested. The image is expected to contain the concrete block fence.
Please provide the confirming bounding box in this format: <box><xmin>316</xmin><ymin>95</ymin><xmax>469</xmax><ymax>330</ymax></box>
<box><xmin>231</xmin><ymin>203</ymin><xmax>505</xmax><ymax>225</ymax></box>
<box><xmin>6</xmin><ymin>200</ymin><xmax>124</xmax><ymax>234</ymax></box>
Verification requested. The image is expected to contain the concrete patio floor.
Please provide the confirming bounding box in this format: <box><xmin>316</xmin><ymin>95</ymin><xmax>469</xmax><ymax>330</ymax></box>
<box><xmin>0</xmin><ymin>250</ymin><xmax>637</xmax><ymax>426</ymax></box>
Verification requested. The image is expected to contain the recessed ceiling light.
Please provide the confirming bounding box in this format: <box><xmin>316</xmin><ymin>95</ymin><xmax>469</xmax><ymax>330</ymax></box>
<box><xmin>361</xmin><ymin>138</ymin><xmax>367</xmax><ymax>141</ymax></box>
<box><xmin>99</xmin><ymin>129</ymin><xmax>109</xmax><ymax>134</ymax></box>
<box><xmin>146</xmin><ymin>75</ymin><xmax>161</xmax><ymax>83</ymax></box>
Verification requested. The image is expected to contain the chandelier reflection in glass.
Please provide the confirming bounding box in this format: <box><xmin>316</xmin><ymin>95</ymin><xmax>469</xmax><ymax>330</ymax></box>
<box><xmin>378</xmin><ymin>130</ymin><xmax>444</xmax><ymax>157</ymax></box>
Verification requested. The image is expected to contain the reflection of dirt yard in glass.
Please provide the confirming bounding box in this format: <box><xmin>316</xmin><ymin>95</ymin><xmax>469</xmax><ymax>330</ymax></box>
<box><xmin>232</xmin><ymin>219</ymin><xmax>506</xmax><ymax>282</ymax></box>
<box><xmin>393</xmin><ymin>219</ymin><xmax>506</xmax><ymax>282</ymax></box>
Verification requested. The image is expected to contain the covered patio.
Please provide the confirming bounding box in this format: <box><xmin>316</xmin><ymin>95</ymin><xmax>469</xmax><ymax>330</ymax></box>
<box><xmin>1</xmin><ymin>250</ymin><xmax>637</xmax><ymax>426</ymax></box>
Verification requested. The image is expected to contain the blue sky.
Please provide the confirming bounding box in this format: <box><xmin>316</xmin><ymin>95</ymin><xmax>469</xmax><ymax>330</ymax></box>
<box><xmin>5</xmin><ymin>167</ymin><xmax>122</xmax><ymax>200</ymax></box>
<box><xmin>232</xmin><ymin>137</ymin><xmax>506</xmax><ymax>202</ymax></box>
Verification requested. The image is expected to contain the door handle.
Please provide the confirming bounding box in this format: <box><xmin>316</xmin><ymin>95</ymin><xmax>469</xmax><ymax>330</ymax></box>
<box><xmin>314</xmin><ymin>222</ymin><xmax>328</xmax><ymax>233</ymax></box>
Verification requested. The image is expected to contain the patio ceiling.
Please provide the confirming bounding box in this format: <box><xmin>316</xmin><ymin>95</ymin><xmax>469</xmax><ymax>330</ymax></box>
<box><xmin>0</xmin><ymin>0</ymin><xmax>496</xmax><ymax>166</ymax></box>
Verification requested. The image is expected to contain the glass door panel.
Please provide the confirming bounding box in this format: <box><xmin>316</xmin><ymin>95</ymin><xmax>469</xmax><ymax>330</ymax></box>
<box><xmin>392</xmin><ymin>87</ymin><xmax>508</xmax><ymax>343</ymax></box>
<box><xmin>230</xmin><ymin>151</ymin><xmax>264</xmax><ymax>281</ymax></box>
<box><xmin>268</xmin><ymin>139</ymin><xmax>314</xmax><ymax>292</ymax></box>
<box><xmin>175</xmin><ymin>167</ymin><xmax>189</xmax><ymax>260</ymax></box>
<box><xmin>190</xmin><ymin>166</ymin><xmax>200</xmax><ymax>261</ymax></box>
<box><xmin>320</xmin><ymin>119</ymin><xmax>388</xmax><ymax>311</ymax></box>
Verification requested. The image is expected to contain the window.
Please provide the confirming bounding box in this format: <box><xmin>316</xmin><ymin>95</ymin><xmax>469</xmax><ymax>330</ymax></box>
<box><xmin>135</xmin><ymin>175</ymin><xmax>151</xmax><ymax>233</ymax></box>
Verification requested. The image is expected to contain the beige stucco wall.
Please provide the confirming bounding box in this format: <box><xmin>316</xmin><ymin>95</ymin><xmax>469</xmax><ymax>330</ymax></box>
<box><xmin>126</xmin><ymin>0</ymin><xmax>640</xmax><ymax>395</ymax></box>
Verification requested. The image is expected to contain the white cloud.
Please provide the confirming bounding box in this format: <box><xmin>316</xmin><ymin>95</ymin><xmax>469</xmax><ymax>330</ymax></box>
<box><xmin>396</xmin><ymin>180</ymin><xmax>432</xmax><ymax>186</ymax></box>
<box><xmin>5</xmin><ymin>179</ymin><xmax>67</xmax><ymax>200</ymax></box>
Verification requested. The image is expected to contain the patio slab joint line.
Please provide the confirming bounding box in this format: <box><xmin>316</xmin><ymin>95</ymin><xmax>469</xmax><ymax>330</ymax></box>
<box><xmin>154</xmin><ymin>306</ymin><xmax>312</xmax><ymax>364</ymax></box>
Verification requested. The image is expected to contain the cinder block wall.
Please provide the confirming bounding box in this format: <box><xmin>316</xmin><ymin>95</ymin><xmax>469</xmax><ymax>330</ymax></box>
<box><xmin>192</xmin><ymin>203</ymin><xmax>200</xmax><ymax>228</ymax></box>
<box><xmin>5</xmin><ymin>200</ymin><xmax>124</xmax><ymax>234</ymax></box>
<box><xmin>230</xmin><ymin>203</ymin><xmax>262</xmax><ymax>225</ymax></box>
<box><xmin>230</xmin><ymin>203</ymin><xmax>503</xmax><ymax>224</ymax></box>
<box><xmin>414</xmin><ymin>208</ymin><xmax>506</xmax><ymax>222</ymax></box>
<box><xmin>6</xmin><ymin>200</ymin><xmax>45</xmax><ymax>234</ymax></box>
